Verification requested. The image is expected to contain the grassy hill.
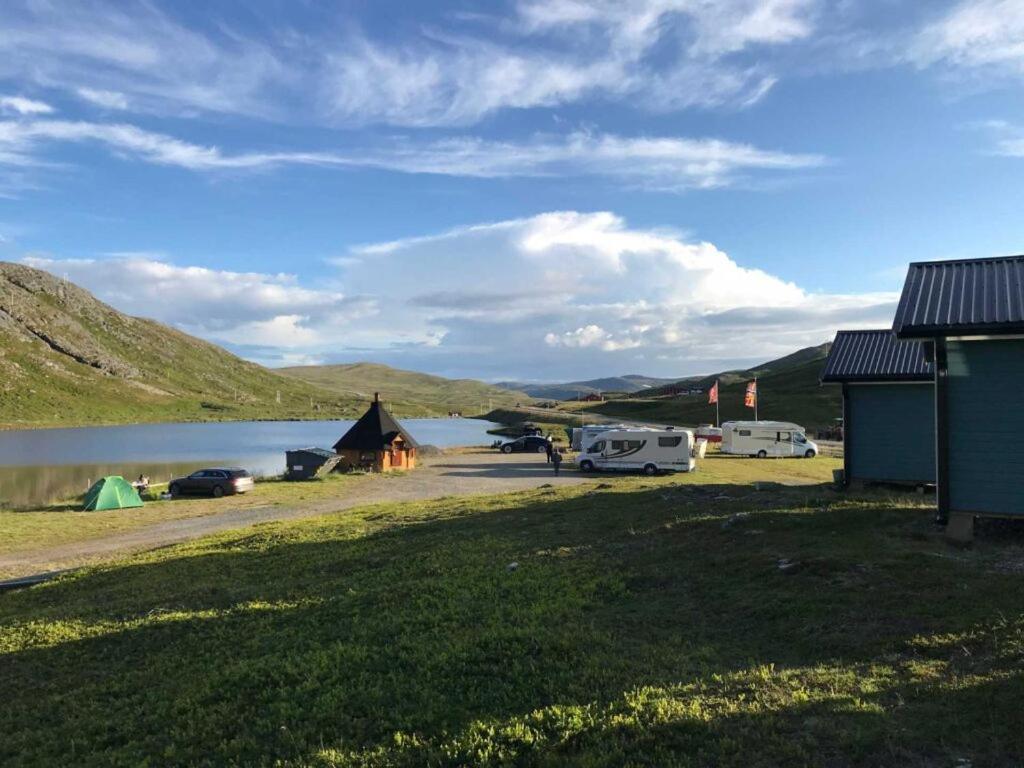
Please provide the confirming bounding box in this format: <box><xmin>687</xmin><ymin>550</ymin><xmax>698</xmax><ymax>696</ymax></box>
<box><xmin>0</xmin><ymin>262</ymin><xmax>367</xmax><ymax>427</ymax></box>
<box><xmin>580</xmin><ymin>343</ymin><xmax>840</xmax><ymax>431</ymax></box>
<box><xmin>281</xmin><ymin>362</ymin><xmax>530</xmax><ymax>416</ymax></box>
<box><xmin>2</xmin><ymin>463</ymin><xmax>1022</xmax><ymax>765</ymax></box>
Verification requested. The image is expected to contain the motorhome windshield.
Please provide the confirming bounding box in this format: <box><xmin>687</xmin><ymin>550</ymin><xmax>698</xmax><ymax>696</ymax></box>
<box><xmin>795</xmin><ymin>433</ymin><xmax>807</xmax><ymax>443</ymax></box>
<box><xmin>588</xmin><ymin>441</ymin><xmax>606</xmax><ymax>454</ymax></box>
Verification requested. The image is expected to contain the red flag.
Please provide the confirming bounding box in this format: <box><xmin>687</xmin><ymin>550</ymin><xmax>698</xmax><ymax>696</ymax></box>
<box><xmin>708</xmin><ymin>380</ymin><xmax>719</xmax><ymax>404</ymax></box>
<box><xmin>744</xmin><ymin>380</ymin><xmax>757</xmax><ymax>408</ymax></box>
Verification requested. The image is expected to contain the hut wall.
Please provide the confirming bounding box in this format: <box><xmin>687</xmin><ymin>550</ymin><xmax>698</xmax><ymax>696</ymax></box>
<box><xmin>846</xmin><ymin>383</ymin><xmax>934</xmax><ymax>484</ymax></box>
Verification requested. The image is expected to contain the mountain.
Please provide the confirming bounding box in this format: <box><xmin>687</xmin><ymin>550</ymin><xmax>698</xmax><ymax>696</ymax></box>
<box><xmin>583</xmin><ymin>343</ymin><xmax>840</xmax><ymax>430</ymax></box>
<box><xmin>280</xmin><ymin>362</ymin><xmax>530</xmax><ymax>415</ymax></box>
<box><xmin>0</xmin><ymin>262</ymin><xmax>366</xmax><ymax>427</ymax></box>
<box><xmin>496</xmin><ymin>374</ymin><xmax>679</xmax><ymax>401</ymax></box>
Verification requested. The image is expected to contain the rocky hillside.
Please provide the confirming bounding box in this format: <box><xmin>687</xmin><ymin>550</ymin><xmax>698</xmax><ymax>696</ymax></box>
<box><xmin>0</xmin><ymin>262</ymin><xmax>362</xmax><ymax>427</ymax></box>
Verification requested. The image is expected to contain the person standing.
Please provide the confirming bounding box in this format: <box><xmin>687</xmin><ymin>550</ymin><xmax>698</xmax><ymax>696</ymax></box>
<box><xmin>545</xmin><ymin>437</ymin><xmax>554</xmax><ymax>463</ymax></box>
<box><xmin>552</xmin><ymin>449</ymin><xmax>562</xmax><ymax>476</ymax></box>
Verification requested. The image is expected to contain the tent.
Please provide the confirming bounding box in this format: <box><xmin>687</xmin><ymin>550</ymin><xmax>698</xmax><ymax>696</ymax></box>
<box><xmin>83</xmin><ymin>476</ymin><xmax>144</xmax><ymax>511</ymax></box>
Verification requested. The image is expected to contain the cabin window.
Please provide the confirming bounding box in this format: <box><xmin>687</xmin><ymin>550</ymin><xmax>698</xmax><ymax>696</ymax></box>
<box><xmin>778</xmin><ymin>431</ymin><xmax>791</xmax><ymax>442</ymax></box>
<box><xmin>589</xmin><ymin>441</ymin><xmax>606</xmax><ymax>453</ymax></box>
<box><xmin>658</xmin><ymin>436</ymin><xmax>682</xmax><ymax>447</ymax></box>
<box><xmin>360</xmin><ymin>452</ymin><xmax>376</xmax><ymax>461</ymax></box>
<box><xmin>611</xmin><ymin>440</ymin><xmax>624</xmax><ymax>450</ymax></box>
<box><xmin>624</xmin><ymin>440</ymin><xmax>643</xmax><ymax>450</ymax></box>
<box><xmin>739</xmin><ymin>430</ymin><xmax>751</xmax><ymax>437</ymax></box>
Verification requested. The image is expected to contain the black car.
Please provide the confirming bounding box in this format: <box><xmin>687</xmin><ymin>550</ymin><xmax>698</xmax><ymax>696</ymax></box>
<box><xmin>500</xmin><ymin>436</ymin><xmax>550</xmax><ymax>454</ymax></box>
<box><xmin>169</xmin><ymin>468</ymin><xmax>255</xmax><ymax>498</ymax></box>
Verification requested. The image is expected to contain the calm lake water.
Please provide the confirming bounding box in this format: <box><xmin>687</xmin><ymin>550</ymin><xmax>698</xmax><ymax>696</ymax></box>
<box><xmin>0</xmin><ymin>418</ymin><xmax>500</xmax><ymax>508</ymax></box>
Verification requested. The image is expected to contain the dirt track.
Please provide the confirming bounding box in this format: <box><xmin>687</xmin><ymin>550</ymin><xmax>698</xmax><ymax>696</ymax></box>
<box><xmin>0</xmin><ymin>451</ymin><xmax>589</xmax><ymax>580</ymax></box>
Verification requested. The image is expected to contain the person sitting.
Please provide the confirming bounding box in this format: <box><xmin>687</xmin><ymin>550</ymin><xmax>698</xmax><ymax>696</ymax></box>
<box><xmin>134</xmin><ymin>474</ymin><xmax>150</xmax><ymax>493</ymax></box>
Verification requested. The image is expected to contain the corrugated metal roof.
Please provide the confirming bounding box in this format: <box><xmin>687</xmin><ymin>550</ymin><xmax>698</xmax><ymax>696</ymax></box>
<box><xmin>820</xmin><ymin>330</ymin><xmax>933</xmax><ymax>383</ymax></box>
<box><xmin>892</xmin><ymin>256</ymin><xmax>1024</xmax><ymax>337</ymax></box>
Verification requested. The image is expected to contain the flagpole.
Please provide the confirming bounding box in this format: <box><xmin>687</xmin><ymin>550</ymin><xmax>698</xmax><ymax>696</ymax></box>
<box><xmin>755</xmin><ymin>377</ymin><xmax>758</xmax><ymax>421</ymax></box>
<box><xmin>715</xmin><ymin>379</ymin><xmax>719</xmax><ymax>427</ymax></box>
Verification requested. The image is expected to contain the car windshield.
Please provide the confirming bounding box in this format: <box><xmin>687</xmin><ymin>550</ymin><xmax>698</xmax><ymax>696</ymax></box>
<box><xmin>795</xmin><ymin>434</ymin><xmax>806</xmax><ymax>443</ymax></box>
<box><xmin>190</xmin><ymin>471</ymin><xmax>205</xmax><ymax>478</ymax></box>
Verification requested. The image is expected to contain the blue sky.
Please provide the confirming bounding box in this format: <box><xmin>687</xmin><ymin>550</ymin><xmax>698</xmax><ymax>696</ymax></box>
<box><xmin>2</xmin><ymin>0</ymin><xmax>1024</xmax><ymax>380</ymax></box>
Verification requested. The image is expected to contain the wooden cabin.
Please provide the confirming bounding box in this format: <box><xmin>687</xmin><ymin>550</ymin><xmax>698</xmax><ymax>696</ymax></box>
<box><xmin>892</xmin><ymin>255</ymin><xmax>1024</xmax><ymax>538</ymax></box>
<box><xmin>821</xmin><ymin>330</ymin><xmax>934</xmax><ymax>487</ymax></box>
<box><xmin>333</xmin><ymin>393</ymin><xmax>419</xmax><ymax>472</ymax></box>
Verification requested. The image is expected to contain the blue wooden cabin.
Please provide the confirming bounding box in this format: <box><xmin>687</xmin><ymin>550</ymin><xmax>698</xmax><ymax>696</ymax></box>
<box><xmin>821</xmin><ymin>330</ymin><xmax>934</xmax><ymax>486</ymax></box>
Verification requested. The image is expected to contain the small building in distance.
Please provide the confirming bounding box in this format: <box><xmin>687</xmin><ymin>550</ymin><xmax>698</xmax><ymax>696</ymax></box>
<box><xmin>285</xmin><ymin>447</ymin><xmax>341</xmax><ymax>480</ymax></box>
<box><xmin>893</xmin><ymin>255</ymin><xmax>1024</xmax><ymax>531</ymax></box>
<box><xmin>333</xmin><ymin>393</ymin><xmax>419</xmax><ymax>472</ymax></box>
<box><xmin>821</xmin><ymin>330</ymin><xmax>934</xmax><ymax>487</ymax></box>
<box><xmin>580</xmin><ymin>392</ymin><xmax>604</xmax><ymax>402</ymax></box>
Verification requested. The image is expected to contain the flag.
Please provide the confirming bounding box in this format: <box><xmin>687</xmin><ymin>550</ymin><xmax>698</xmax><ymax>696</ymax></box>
<box><xmin>708</xmin><ymin>380</ymin><xmax>718</xmax><ymax>405</ymax></box>
<box><xmin>744</xmin><ymin>380</ymin><xmax>757</xmax><ymax>408</ymax></box>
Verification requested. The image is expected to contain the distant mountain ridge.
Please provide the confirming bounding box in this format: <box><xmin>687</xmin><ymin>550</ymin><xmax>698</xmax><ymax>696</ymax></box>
<box><xmin>583</xmin><ymin>342</ymin><xmax>839</xmax><ymax>430</ymax></box>
<box><xmin>495</xmin><ymin>374</ymin><xmax>679</xmax><ymax>401</ymax></box>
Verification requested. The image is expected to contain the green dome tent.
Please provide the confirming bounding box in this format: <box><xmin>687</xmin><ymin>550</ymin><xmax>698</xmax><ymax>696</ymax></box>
<box><xmin>83</xmin><ymin>476</ymin><xmax>144</xmax><ymax>511</ymax></box>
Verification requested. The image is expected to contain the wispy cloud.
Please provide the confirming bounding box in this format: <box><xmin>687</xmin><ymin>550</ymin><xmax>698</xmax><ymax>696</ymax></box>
<box><xmin>0</xmin><ymin>95</ymin><xmax>53</xmax><ymax>115</ymax></box>
<box><xmin>76</xmin><ymin>88</ymin><xmax>130</xmax><ymax>110</ymax></box>
<box><xmin>0</xmin><ymin>119</ymin><xmax>825</xmax><ymax>189</ymax></box>
<box><xmin>911</xmin><ymin>0</ymin><xmax>1024</xmax><ymax>77</ymax></box>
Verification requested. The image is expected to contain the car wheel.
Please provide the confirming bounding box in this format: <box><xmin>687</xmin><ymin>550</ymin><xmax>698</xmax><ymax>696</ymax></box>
<box><xmin>212</xmin><ymin>485</ymin><xmax>224</xmax><ymax>498</ymax></box>
<box><xmin>537</xmin><ymin>445</ymin><xmax>547</xmax><ymax>454</ymax></box>
<box><xmin>804</xmin><ymin>449</ymin><xmax>816</xmax><ymax>458</ymax></box>
<box><xmin>579</xmin><ymin>460</ymin><xmax>594</xmax><ymax>472</ymax></box>
<box><xmin>757</xmin><ymin>450</ymin><xmax>768</xmax><ymax>459</ymax></box>
<box><xmin>643</xmin><ymin>463</ymin><xmax>658</xmax><ymax>476</ymax></box>
<box><xmin>169</xmin><ymin>483</ymin><xmax>180</xmax><ymax>497</ymax></box>
<box><xmin>502</xmin><ymin>444</ymin><xmax>513</xmax><ymax>454</ymax></box>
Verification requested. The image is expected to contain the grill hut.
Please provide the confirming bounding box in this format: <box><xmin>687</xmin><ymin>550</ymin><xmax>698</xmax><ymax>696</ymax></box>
<box><xmin>333</xmin><ymin>393</ymin><xmax>419</xmax><ymax>472</ymax></box>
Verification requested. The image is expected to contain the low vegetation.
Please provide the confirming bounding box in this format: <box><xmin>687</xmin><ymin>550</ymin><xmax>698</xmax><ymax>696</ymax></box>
<box><xmin>3</xmin><ymin>457</ymin><xmax>1022</xmax><ymax>766</ymax></box>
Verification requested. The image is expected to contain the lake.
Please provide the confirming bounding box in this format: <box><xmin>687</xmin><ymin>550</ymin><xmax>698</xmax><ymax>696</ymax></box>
<box><xmin>0</xmin><ymin>418</ymin><xmax>501</xmax><ymax>508</ymax></box>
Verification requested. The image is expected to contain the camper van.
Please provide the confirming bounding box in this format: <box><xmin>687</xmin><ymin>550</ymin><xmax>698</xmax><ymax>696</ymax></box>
<box><xmin>576</xmin><ymin>428</ymin><xmax>695</xmax><ymax>474</ymax></box>
<box><xmin>720</xmin><ymin>421</ymin><xmax>818</xmax><ymax>458</ymax></box>
<box><xmin>570</xmin><ymin>424</ymin><xmax>632</xmax><ymax>451</ymax></box>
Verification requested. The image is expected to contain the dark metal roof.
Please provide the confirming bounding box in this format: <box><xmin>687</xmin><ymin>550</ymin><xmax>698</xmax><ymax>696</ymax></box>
<box><xmin>286</xmin><ymin>447</ymin><xmax>336</xmax><ymax>459</ymax></box>
<box><xmin>820</xmin><ymin>330</ymin><xmax>933</xmax><ymax>383</ymax></box>
<box><xmin>893</xmin><ymin>256</ymin><xmax>1024</xmax><ymax>337</ymax></box>
<box><xmin>333</xmin><ymin>397</ymin><xmax>419</xmax><ymax>452</ymax></box>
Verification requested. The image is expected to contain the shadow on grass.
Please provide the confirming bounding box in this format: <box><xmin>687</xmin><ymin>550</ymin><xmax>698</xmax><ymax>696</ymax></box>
<box><xmin>1</xmin><ymin>482</ymin><xmax>1022</xmax><ymax>765</ymax></box>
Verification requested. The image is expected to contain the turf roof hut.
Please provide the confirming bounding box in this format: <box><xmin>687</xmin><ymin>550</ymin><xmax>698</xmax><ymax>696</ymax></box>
<box><xmin>821</xmin><ymin>330</ymin><xmax>934</xmax><ymax>487</ymax></box>
<box><xmin>893</xmin><ymin>255</ymin><xmax>1024</xmax><ymax>534</ymax></box>
<box><xmin>333</xmin><ymin>393</ymin><xmax>419</xmax><ymax>472</ymax></box>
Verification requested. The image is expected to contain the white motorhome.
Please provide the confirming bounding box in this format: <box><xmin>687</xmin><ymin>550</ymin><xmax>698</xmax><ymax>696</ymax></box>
<box><xmin>720</xmin><ymin>421</ymin><xmax>818</xmax><ymax>458</ymax></box>
<box><xmin>576</xmin><ymin>428</ymin><xmax>695</xmax><ymax>474</ymax></box>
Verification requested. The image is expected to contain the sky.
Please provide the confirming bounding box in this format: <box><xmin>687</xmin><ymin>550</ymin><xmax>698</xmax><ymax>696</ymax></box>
<box><xmin>2</xmin><ymin>0</ymin><xmax>1024</xmax><ymax>381</ymax></box>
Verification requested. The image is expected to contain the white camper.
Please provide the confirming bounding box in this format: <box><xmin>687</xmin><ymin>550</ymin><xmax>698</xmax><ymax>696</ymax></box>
<box><xmin>720</xmin><ymin>421</ymin><xmax>818</xmax><ymax>458</ymax></box>
<box><xmin>576</xmin><ymin>428</ymin><xmax>695</xmax><ymax>474</ymax></box>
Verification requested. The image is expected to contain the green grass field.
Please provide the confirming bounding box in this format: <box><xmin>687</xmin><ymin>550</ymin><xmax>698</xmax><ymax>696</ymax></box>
<box><xmin>2</xmin><ymin>460</ymin><xmax>1022</xmax><ymax>766</ymax></box>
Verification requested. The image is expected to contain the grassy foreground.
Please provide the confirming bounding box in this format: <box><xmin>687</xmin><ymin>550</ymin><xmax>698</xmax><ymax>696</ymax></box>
<box><xmin>2</xmin><ymin>463</ymin><xmax>1023</xmax><ymax>766</ymax></box>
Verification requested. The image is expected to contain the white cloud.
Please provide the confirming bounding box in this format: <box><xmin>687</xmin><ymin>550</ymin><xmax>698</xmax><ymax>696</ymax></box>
<box><xmin>0</xmin><ymin>96</ymin><xmax>53</xmax><ymax>115</ymax></box>
<box><xmin>0</xmin><ymin>119</ymin><xmax>824</xmax><ymax>189</ymax></box>
<box><xmin>24</xmin><ymin>211</ymin><xmax>895</xmax><ymax>378</ymax></box>
<box><xmin>76</xmin><ymin>88</ymin><xmax>130</xmax><ymax>110</ymax></box>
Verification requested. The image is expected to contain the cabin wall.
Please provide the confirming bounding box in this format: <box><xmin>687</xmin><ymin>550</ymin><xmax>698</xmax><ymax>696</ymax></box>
<box><xmin>846</xmin><ymin>383</ymin><xmax>935</xmax><ymax>484</ymax></box>
<box><xmin>946</xmin><ymin>339</ymin><xmax>1024</xmax><ymax>515</ymax></box>
<box><xmin>337</xmin><ymin>447</ymin><xmax>416</xmax><ymax>472</ymax></box>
